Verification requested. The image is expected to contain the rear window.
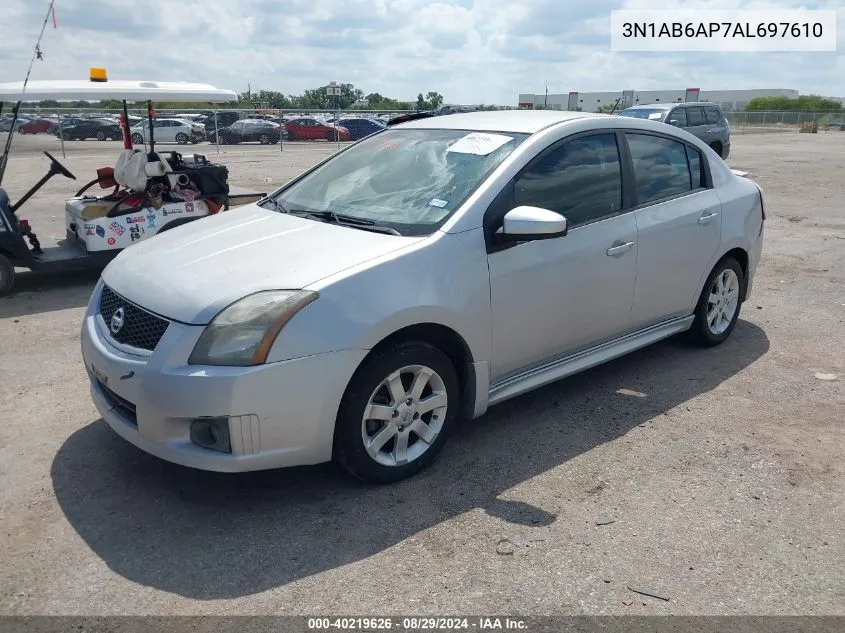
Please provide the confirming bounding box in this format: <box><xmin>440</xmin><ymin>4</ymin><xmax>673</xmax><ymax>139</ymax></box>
<box><xmin>704</xmin><ymin>106</ymin><xmax>722</xmax><ymax>124</ymax></box>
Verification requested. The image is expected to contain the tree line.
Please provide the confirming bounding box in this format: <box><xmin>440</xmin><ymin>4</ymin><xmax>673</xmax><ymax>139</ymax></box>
<box><xmin>27</xmin><ymin>83</ymin><xmax>448</xmax><ymax>112</ymax></box>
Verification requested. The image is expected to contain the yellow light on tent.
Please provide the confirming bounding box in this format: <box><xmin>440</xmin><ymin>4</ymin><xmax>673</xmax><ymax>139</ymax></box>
<box><xmin>89</xmin><ymin>67</ymin><xmax>108</xmax><ymax>82</ymax></box>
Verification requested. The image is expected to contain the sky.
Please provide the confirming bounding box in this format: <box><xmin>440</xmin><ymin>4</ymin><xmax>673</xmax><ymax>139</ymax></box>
<box><xmin>0</xmin><ymin>0</ymin><xmax>842</xmax><ymax>106</ymax></box>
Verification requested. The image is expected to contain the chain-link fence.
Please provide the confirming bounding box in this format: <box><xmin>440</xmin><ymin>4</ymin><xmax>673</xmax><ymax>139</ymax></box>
<box><xmin>4</xmin><ymin>107</ymin><xmax>843</xmax><ymax>160</ymax></box>
<box><xmin>1</xmin><ymin>107</ymin><xmax>407</xmax><ymax>158</ymax></box>
<box><xmin>726</xmin><ymin>110</ymin><xmax>845</xmax><ymax>134</ymax></box>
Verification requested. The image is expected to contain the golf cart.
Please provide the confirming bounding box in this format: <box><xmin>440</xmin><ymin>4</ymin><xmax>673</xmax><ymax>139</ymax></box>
<box><xmin>0</xmin><ymin>72</ymin><xmax>264</xmax><ymax>296</ymax></box>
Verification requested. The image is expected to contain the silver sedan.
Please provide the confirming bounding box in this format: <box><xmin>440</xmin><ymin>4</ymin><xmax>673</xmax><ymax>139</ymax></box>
<box><xmin>81</xmin><ymin>110</ymin><xmax>765</xmax><ymax>483</ymax></box>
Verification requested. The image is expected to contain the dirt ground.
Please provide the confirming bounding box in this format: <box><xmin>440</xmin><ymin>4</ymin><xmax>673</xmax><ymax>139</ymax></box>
<box><xmin>0</xmin><ymin>132</ymin><xmax>843</xmax><ymax>616</ymax></box>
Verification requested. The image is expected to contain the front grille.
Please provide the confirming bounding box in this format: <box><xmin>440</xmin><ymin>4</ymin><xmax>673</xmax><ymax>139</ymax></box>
<box><xmin>97</xmin><ymin>379</ymin><xmax>137</xmax><ymax>426</ymax></box>
<box><xmin>99</xmin><ymin>285</ymin><xmax>170</xmax><ymax>351</ymax></box>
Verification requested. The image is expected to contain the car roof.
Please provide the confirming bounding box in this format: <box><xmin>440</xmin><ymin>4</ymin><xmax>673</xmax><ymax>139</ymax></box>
<box><xmin>625</xmin><ymin>102</ymin><xmax>721</xmax><ymax>109</ymax></box>
<box><xmin>622</xmin><ymin>103</ymin><xmax>673</xmax><ymax>110</ymax></box>
<box><xmin>395</xmin><ymin>110</ymin><xmax>602</xmax><ymax>134</ymax></box>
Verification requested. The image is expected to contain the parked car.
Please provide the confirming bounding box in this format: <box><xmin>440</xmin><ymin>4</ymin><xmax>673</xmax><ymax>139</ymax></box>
<box><xmin>19</xmin><ymin>117</ymin><xmax>58</xmax><ymax>134</ymax></box>
<box><xmin>213</xmin><ymin>119</ymin><xmax>282</xmax><ymax>144</ymax></box>
<box><xmin>130</xmin><ymin>118</ymin><xmax>206</xmax><ymax>144</ymax></box>
<box><xmin>336</xmin><ymin>117</ymin><xmax>386</xmax><ymax>141</ymax></box>
<box><xmin>59</xmin><ymin>117</ymin><xmax>122</xmax><ymax>141</ymax></box>
<box><xmin>285</xmin><ymin>117</ymin><xmax>350</xmax><ymax>141</ymax></box>
<box><xmin>198</xmin><ymin>111</ymin><xmax>242</xmax><ymax>135</ymax></box>
<box><xmin>619</xmin><ymin>102</ymin><xmax>731</xmax><ymax>159</ymax></box>
<box><xmin>0</xmin><ymin>116</ymin><xmax>30</xmax><ymax>132</ymax></box>
<box><xmin>81</xmin><ymin>110</ymin><xmax>764</xmax><ymax>483</ymax></box>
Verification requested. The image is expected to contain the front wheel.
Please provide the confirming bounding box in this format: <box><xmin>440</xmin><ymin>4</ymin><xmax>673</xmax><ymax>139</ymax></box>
<box><xmin>689</xmin><ymin>257</ymin><xmax>745</xmax><ymax>346</ymax></box>
<box><xmin>96</xmin><ymin>131</ymin><xmax>106</xmax><ymax>141</ymax></box>
<box><xmin>0</xmin><ymin>254</ymin><xmax>15</xmax><ymax>297</ymax></box>
<box><xmin>131</xmin><ymin>133</ymin><xmax>143</xmax><ymax>144</ymax></box>
<box><xmin>175</xmin><ymin>133</ymin><xmax>189</xmax><ymax>145</ymax></box>
<box><xmin>334</xmin><ymin>341</ymin><xmax>459</xmax><ymax>483</ymax></box>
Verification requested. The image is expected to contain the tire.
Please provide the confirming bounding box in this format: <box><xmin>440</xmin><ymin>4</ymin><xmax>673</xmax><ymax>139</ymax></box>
<box><xmin>175</xmin><ymin>133</ymin><xmax>189</xmax><ymax>145</ymax></box>
<box><xmin>96</xmin><ymin>131</ymin><xmax>106</xmax><ymax>141</ymax></box>
<box><xmin>259</xmin><ymin>133</ymin><xmax>269</xmax><ymax>145</ymax></box>
<box><xmin>334</xmin><ymin>340</ymin><xmax>460</xmax><ymax>483</ymax></box>
<box><xmin>688</xmin><ymin>256</ymin><xmax>745</xmax><ymax>347</ymax></box>
<box><xmin>131</xmin><ymin>133</ymin><xmax>143</xmax><ymax>144</ymax></box>
<box><xmin>0</xmin><ymin>254</ymin><xmax>15</xmax><ymax>297</ymax></box>
<box><xmin>325</xmin><ymin>131</ymin><xmax>336</xmax><ymax>142</ymax></box>
<box><xmin>709</xmin><ymin>141</ymin><xmax>723</xmax><ymax>158</ymax></box>
<box><xmin>62</xmin><ymin>131</ymin><xmax>71</xmax><ymax>141</ymax></box>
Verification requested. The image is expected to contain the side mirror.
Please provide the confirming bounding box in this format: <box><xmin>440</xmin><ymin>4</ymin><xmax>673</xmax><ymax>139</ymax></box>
<box><xmin>499</xmin><ymin>206</ymin><xmax>568</xmax><ymax>241</ymax></box>
<box><xmin>668</xmin><ymin>119</ymin><xmax>681</xmax><ymax>126</ymax></box>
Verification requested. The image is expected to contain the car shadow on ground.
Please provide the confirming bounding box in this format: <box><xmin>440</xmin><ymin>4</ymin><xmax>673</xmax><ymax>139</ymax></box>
<box><xmin>51</xmin><ymin>321</ymin><xmax>769</xmax><ymax>600</ymax></box>
<box><xmin>0</xmin><ymin>269</ymin><xmax>100</xmax><ymax>317</ymax></box>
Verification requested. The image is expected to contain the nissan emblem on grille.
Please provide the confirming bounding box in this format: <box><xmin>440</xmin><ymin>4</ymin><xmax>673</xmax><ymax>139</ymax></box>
<box><xmin>98</xmin><ymin>285</ymin><xmax>170</xmax><ymax>351</ymax></box>
<box><xmin>110</xmin><ymin>307</ymin><xmax>125</xmax><ymax>334</ymax></box>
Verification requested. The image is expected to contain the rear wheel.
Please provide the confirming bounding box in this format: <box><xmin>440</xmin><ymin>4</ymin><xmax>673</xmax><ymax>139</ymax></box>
<box><xmin>709</xmin><ymin>141</ymin><xmax>723</xmax><ymax>158</ymax></box>
<box><xmin>689</xmin><ymin>257</ymin><xmax>745</xmax><ymax>346</ymax></box>
<box><xmin>62</xmin><ymin>131</ymin><xmax>71</xmax><ymax>141</ymax></box>
<box><xmin>0</xmin><ymin>254</ymin><xmax>15</xmax><ymax>297</ymax></box>
<box><xmin>334</xmin><ymin>341</ymin><xmax>459</xmax><ymax>483</ymax></box>
<box><xmin>131</xmin><ymin>133</ymin><xmax>143</xmax><ymax>144</ymax></box>
<box><xmin>259</xmin><ymin>133</ymin><xmax>269</xmax><ymax>145</ymax></box>
<box><xmin>175</xmin><ymin>132</ymin><xmax>189</xmax><ymax>144</ymax></box>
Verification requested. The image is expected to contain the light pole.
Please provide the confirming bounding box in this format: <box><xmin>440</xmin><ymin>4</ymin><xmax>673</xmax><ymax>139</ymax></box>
<box><xmin>327</xmin><ymin>81</ymin><xmax>341</xmax><ymax>151</ymax></box>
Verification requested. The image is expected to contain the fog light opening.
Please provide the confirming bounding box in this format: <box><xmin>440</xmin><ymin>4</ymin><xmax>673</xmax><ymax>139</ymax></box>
<box><xmin>190</xmin><ymin>417</ymin><xmax>232</xmax><ymax>453</ymax></box>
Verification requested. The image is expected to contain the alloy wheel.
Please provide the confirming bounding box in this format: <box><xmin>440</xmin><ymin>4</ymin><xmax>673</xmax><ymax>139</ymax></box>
<box><xmin>707</xmin><ymin>268</ymin><xmax>740</xmax><ymax>335</ymax></box>
<box><xmin>361</xmin><ymin>364</ymin><xmax>448</xmax><ymax>467</ymax></box>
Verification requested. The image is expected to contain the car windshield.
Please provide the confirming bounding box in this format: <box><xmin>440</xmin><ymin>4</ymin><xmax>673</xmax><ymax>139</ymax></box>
<box><xmin>269</xmin><ymin>128</ymin><xmax>528</xmax><ymax>236</ymax></box>
<box><xmin>619</xmin><ymin>107</ymin><xmax>667</xmax><ymax>121</ymax></box>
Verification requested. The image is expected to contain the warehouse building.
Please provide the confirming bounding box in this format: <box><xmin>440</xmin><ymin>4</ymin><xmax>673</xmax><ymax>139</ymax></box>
<box><xmin>517</xmin><ymin>88</ymin><xmax>802</xmax><ymax>112</ymax></box>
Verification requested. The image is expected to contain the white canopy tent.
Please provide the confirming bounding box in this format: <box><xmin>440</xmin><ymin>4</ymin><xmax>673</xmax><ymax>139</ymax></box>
<box><xmin>0</xmin><ymin>80</ymin><xmax>237</xmax><ymax>103</ymax></box>
<box><xmin>0</xmin><ymin>79</ymin><xmax>238</xmax><ymax>162</ymax></box>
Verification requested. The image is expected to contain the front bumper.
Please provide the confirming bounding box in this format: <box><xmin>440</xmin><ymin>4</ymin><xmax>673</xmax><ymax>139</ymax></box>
<box><xmin>81</xmin><ymin>290</ymin><xmax>367</xmax><ymax>472</ymax></box>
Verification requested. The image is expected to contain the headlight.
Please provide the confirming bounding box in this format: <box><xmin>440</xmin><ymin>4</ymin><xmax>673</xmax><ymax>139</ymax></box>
<box><xmin>188</xmin><ymin>290</ymin><xmax>318</xmax><ymax>366</ymax></box>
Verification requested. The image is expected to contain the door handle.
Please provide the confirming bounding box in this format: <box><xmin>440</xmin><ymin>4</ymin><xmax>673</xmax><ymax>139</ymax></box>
<box><xmin>606</xmin><ymin>241</ymin><xmax>635</xmax><ymax>256</ymax></box>
<box><xmin>698</xmin><ymin>212</ymin><xmax>719</xmax><ymax>225</ymax></box>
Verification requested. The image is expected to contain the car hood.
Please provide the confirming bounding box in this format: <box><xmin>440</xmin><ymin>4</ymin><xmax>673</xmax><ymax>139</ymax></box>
<box><xmin>101</xmin><ymin>204</ymin><xmax>422</xmax><ymax>324</ymax></box>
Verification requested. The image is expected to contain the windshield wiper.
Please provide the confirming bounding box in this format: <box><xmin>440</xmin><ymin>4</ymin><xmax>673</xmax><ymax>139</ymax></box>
<box><xmin>260</xmin><ymin>197</ymin><xmax>287</xmax><ymax>213</ymax></box>
<box><xmin>289</xmin><ymin>209</ymin><xmax>402</xmax><ymax>236</ymax></box>
<box><xmin>291</xmin><ymin>209</ymin><xmax>372</xmax><ymax>225</ymax></box>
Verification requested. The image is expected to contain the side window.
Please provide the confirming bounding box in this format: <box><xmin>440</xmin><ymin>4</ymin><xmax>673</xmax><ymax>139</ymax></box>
<box><xmin>687</xmin><ymin>107</ymin><xmax>705</xmax><ymax>126</ymax></box>
<box><xmin>686</xmin><ymin>145</ymin><xmax>703</xmax><ymax>189</ymax></box>
<box><xmin>513</xmin><ymin>133</ymin><xmax>622</xmax><ymax>228</ymax></box>
<box><xmin>667</xmin><ymin>108</ymin><xmax>688</xmax><ymax>127</ymax></box>
<box><xmin>704</xmin><ymin>107</ymin><xmax>721</xmax><ymax>125</ymax></box>
<box><xmin>627</xmin><ymin>133</ymin><xmax>692</xmax><ymax>205</ymax></box>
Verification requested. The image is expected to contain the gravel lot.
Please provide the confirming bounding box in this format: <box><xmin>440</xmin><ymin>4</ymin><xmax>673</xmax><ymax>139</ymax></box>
<box><xmin>0</xmin><ymin>132</ymin><xmax>843</xmax><ymax>616</ymax></box>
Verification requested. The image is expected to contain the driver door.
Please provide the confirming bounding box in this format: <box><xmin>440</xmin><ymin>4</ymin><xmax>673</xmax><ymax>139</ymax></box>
<box><xmin>487</xmin><ymin>132</ymin><xmax>638</xmax><ymax>381</ymax></box>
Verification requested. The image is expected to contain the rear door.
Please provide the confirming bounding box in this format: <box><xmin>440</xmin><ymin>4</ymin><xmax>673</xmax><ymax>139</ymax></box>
<box><xmin>626</xmin><ymin>132</ymin><xmax>722</xmax><ymax>327</ymax></box>
<box><xmin>703</xmin><ymin>106</ymin><xmax>728</xmax><ymax>146</ymax></box>
<box><xmin>684</xmin><ymin>106</ymin><xmax>708</xmax><ymax>143</ymax></box>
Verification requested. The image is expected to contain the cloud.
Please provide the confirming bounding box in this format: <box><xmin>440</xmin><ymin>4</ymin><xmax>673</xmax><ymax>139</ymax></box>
<box><xmin>0</xmin><ymin>0</ymin><xmax>842</xmax><ymax>105</ymax></box>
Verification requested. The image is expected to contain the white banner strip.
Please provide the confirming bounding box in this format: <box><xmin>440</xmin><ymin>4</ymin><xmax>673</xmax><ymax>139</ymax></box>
<box><xmin>610</xmin><ymin>9</ymin><xmax>838</xmax><ymax>52</ymax></box>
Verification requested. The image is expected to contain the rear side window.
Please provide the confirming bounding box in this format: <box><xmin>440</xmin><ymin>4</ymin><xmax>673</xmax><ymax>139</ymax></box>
<box><xmin>704</xmin><ymin>106</ymin><xmax>722</xmax><ymax>124</ymax></box>
<box><xmin>514</xmin><ymin>133</ymin><xmax>623</xmax><ymax>228</ymax></box>
<box><xmin>687</xmin><ymin>107</ymin><xmax>705</xmax><ymax>126</ymax></box>
<box><xmin>627</xmin><ymin>133</ymin><xmax>692</xmax><ymax>205</ymax></box>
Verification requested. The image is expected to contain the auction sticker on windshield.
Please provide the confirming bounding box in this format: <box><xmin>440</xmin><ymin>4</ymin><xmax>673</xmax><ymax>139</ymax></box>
<box><xmin>446</xmin><ymin>132</ymin><xmax>513</xmax><ymax>156</ymax></box>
